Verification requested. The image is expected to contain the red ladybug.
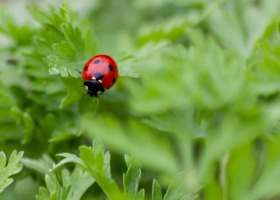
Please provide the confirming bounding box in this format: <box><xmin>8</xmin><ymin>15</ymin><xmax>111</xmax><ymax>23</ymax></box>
<box><xmin>82</xmin><ymin>54</ymin><xmax>118</xmax><ymax>97</ymax></box>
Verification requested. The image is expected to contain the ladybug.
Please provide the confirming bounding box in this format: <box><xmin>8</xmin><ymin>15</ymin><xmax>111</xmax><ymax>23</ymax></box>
<box><xmin>82</xmin><ymin>54</ymin><xmax>118</xmax><ymax>97</ymax></box>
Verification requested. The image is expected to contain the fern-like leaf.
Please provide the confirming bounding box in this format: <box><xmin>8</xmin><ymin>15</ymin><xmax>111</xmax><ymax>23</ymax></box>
<box><xmin>0</xmin><ymin>150</ymin><xmax>24</xmax><ymax>193</ymax></box>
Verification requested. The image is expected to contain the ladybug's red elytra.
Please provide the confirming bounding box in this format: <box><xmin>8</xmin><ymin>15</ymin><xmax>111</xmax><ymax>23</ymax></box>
<box><xmin>82</xmin><ymin>54</ymin><xmax>118</xmax><ymax>97</ymax></box>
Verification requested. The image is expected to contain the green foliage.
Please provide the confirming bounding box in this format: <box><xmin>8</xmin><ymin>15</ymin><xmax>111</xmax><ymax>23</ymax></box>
<box><xmin>29</xmin><ymin>1</ymin><xmax>96</xmax><ymax>78</ymax></box>
<box><xmin>123</xmin><ymin>155</ymin><xmax>142</xmax><ymax>199</ymax></box>
<box><xmin>35</xmin><ymin>165</ymin><xmax>94</xmax><ymax>200</ymax></box>
<box><xmin>32</xmin><ymin>138</ymin><xmax>188</xmax><ymax>200</ymax></box>
<box><xmin>1</xmin><ymin>0</ymin><xmax>280</xmax><ymax>199</ymax></box>
<box><xmin>0</xmin><ymin>150</ymin><xmax>23</xmax><ymax>193</ymax></box>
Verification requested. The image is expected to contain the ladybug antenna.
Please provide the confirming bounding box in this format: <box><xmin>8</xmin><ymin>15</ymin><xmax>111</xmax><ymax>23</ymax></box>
<box><xmin>77</xmin><ymin>69</ymin><xmax>82</xmax><ymax>74</ymax></box>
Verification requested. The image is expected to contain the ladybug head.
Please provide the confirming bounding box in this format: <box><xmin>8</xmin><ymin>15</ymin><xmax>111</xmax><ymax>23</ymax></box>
<box><xmin>84</xmin><ymin>79</ymin><xmax>105</xmax><ymax>97</ymax></box>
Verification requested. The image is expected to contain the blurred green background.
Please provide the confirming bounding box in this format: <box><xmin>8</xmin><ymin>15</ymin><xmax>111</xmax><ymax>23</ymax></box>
<box><xmin>1</xmin><ymin>0</ymin><xmax>280</xmax><ymax>199</ymax></box>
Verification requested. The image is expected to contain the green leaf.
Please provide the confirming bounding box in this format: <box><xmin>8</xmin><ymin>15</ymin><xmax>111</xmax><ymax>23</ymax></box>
<box><xmin>36</xmin><ymin>187</ymin><xmax>50</xmax><ymax>200</ymax></box>
<box><xmin>36</xmin><ymin>164</ymin><xmax>94</xmax><ymax>200</ymax></box>
<box><xmin>137</xmin><ymin>2</ymin><xmax>220</xmax><ymax>46</ymax></box>
<box><xmin>22</xmin><ymin>154</ymin><xmax>53</xmax><ymax>175</ymax></box>
<box><xmin>84</xmin><ymin>115</ymin><xmax>179</xmax><ymax>174</ymax></box>
<box><xmin>36</xmin><ymin>165</ymin><xmax>94</xmax><ymax>200</ymax></box>
<box><xmin>49</xmin><ymin>122</ymin><xmax>81</xmax><ymax>143</ymax></box>
<box><xmin>152</xmin><ymin>179</ymin><xmax>162</xmax><ymax>200</ymax></box>
<box><xmin>10</xmin><ymin>106</ymin><xmax>23</xmax><ymax>125</ymax></box>
<box><xmin>54</xmin><ymin>153</ymin><xmax>84</xmax><ymax>169</ymax></box>
<box><xmin>0</xmin><ymin>8</ymin><xmax>34</xmax><ymax>45</ymax></box>
<box><xmin>79</xmin><ymin>144</ymin><xmax>125</xmax><ymax>199</ymax></box>
<box><xmin>203</xmin><ymin>179</ymin><xmax>222</xmax><ymax>200</ymax></box>
<box><xmin>123</xmin><ymin>155</ymin><xmax>142</xmax><ymax>198</ymax></box>
<box><xmin>28</xmin><ymin>0</ymin><xmax>96</xmax><ymax>79</ymax></box>
<box><xmin>66</xmin><ymin>166</ymin><xmax>95</xmax><ymax>200</ymax></box>
<box><xmin>250</xmin><ymin>34</ymin><xmax>280</xmax><ymax>96</ymax></box>
<box><xmin>0</xmin><ymin>150</ymin><xmax>24</xmax><ymax>193</ymax></box>
<box><xmin>60</xmin><ymin>77</ymin><xmax>84</xmax><ymax>107</ymax></box>
<box><xmin>242</xmin><ymin>136</ymin><xmax>280</xmax><ymax>200</ymax></box>
<box><xmin>135</xmin><ymin>189</ymin><xmax>145</xmax><ymax>200</ymax></box>
<box><xmin>207</xmin><ymin>0</ymin><xmax>280</xmax><ymax>59</ymax></box>
<box><xmin>163</xmin><ymin>174</ymin><xmax>190</xmax><ymax>200</ymax></box>
<box><xmin>227</xmin><ymin>142</ymin><xmax>257</xmax><ymax>200</ymax></box>
<box><xmin>43</xmin><ymin>170</ymin><xmax>69</xmax><ymax>200</ymax></box>
<box><xmin>23</xmin><ymin>112</ymin><xmax>35</xmax><ymax>143</ymax></box>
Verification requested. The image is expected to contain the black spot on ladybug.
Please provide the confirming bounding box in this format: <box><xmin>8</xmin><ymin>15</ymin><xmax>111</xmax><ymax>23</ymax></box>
<box><xmin>83</xmin><ymin>66</ymin><xmax>88</xmax><ymax>71</ymax></box>
<box><xmin>112</xmin><ymin>77</ymin><xmax>116</xmax><ymax>84</ymax></box>
<box><xmin>108</xmin><ymin>65</ymin><xmax>114</xmax><ymax>71</ymax></box>
<box><xmin>94</xmin><ymin>73</ymin><xmax>104</xmax><ymax>80</ymax></box>
<box><xmin>93</xmin><ymin>59</ymin><xmax>100</xmax><ymax>64</ymax></box>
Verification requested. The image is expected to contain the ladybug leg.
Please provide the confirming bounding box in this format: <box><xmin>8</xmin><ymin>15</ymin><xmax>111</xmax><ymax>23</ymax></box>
<box><xmin>84</xmin><ymin>80</ymin><xmax>105</xmax><ymax>97</ymax></box>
